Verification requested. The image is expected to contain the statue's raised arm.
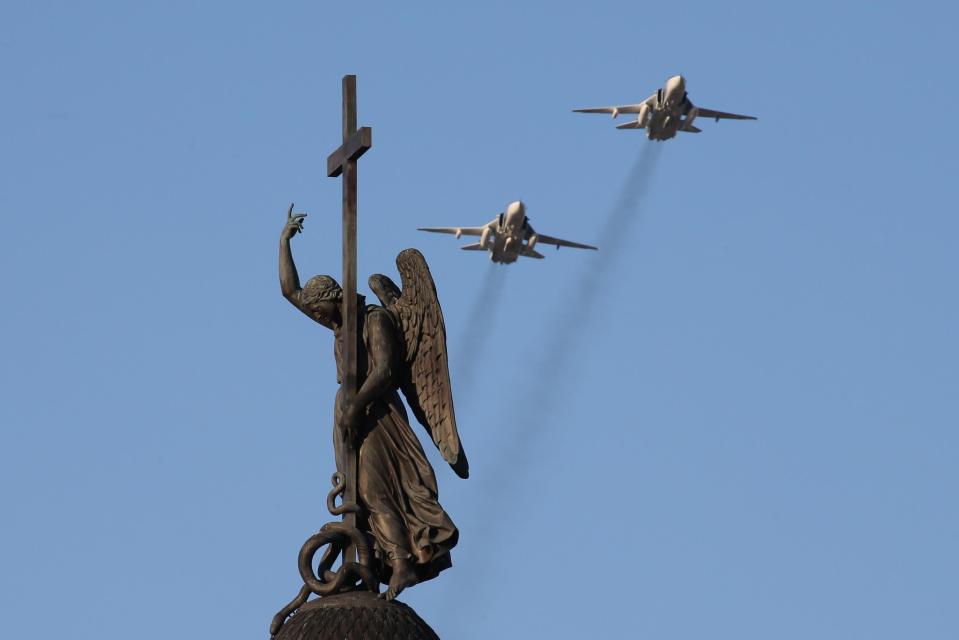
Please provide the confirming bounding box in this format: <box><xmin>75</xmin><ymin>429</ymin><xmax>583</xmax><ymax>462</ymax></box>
<box><xmin>278</xmin><ymin>205</ymin><xmax>344</xmax><ymax>331</ymax></box>
<box><xmin>279</xmin><ymin>203</ymin><xmax>307</xmax><ymax>304</ymax></box>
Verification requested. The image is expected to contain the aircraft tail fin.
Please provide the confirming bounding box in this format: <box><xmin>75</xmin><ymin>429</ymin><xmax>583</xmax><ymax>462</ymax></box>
<box><xmin>460</xmin><ymin>243</ymin><xmax>486</xmax><ymax>251</ymax></box>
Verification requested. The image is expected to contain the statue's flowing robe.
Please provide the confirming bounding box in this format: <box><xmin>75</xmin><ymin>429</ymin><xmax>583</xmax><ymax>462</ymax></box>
<box><xmin>333</xmin><ymin>304</ymin><xmax>458</xmax><ymax>584</ymax></box>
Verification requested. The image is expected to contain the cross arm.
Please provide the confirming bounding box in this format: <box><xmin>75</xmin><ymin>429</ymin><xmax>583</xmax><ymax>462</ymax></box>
<box><xmin>327</xmin><ymin>127</ymin><xmax>372</xmax><ymax>177</ymax></box>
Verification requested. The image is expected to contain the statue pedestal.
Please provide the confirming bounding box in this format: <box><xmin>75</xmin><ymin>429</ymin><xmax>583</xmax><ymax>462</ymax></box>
<box><xmin>273</xmin><ymin>591</ymin><xmax>439</xmax><ymax>640</ymax></box>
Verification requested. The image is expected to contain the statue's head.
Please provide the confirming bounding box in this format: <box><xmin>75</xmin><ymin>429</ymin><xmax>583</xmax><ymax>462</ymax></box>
<box><xmin>301</xmin><ymin>275</ymin><xmax>342</xmax><ymax>329</ymax></box>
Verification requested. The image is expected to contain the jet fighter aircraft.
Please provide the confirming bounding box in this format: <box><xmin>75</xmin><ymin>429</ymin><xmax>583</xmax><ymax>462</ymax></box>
<box><xmin>574</xmin><ymin>75</ymin><xmax>756</xmax><ymax>141</ymax></box>
<box><xmin>418</xmin><ymin>200</ymin><xmax>597</xmax><ymax>264</ymax></box>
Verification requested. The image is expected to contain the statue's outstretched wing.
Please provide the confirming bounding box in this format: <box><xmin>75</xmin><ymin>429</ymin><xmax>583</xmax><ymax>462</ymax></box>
<box><xmin>368</xmin><ymin>249</ymin><xmax>469</xmax><ymax>479</ymax></box>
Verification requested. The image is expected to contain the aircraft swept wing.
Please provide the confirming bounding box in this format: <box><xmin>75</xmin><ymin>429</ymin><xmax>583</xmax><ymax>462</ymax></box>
<box><xmin>533</xmin><ymin>233</ymin><xmax>598</xmax><ymax>251</ymax></box>
<box><xmin>572</xmin><ymin>93</ymin><xmax>656</xmax><ymax>117</ymax></box>
<box><xmin>417</xmin><ymin>221</ymin><xmax>492</xmax><ymax>238</ymax></box>
<box><xmin>695</xmin><ymin>107</ymin><xmax>757</xmax><ymax>121</ymax></box>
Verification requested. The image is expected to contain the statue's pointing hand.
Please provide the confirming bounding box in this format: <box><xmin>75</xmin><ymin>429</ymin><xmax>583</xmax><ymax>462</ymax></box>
<box><xmin>282</xmin><ymin>203</ymin><xmax>307</xmax><ymax>240</ymax></box>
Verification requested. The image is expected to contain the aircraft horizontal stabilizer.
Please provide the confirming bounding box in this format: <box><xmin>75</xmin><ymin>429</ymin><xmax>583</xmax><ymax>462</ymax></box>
<box><xmin>615</xmin><ymin>121</ymin><xmax>645</xmax><ymax>130</ymax></box>
<box><xmin>460</xmin><ymin>243</ymin><xmax>486</xmax><ymax>251</ymax></box>
<box><xmin>521</xmin><ymin>247</ymin><xmax>545</xmax><ymax>259</ymax></box>
<box><xmin>682</xmin><ymin>124</ymin><xmax>702</xmax><ymax>133</ymax></box>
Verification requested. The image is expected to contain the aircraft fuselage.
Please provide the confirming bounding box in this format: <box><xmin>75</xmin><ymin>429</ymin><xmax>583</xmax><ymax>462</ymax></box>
<box><xmin>644</xmin><ymin>75</ymin><xmax>691</xmax><ymax>140</ymax></box>
<box><xmin>485</xmin><ymin>201</ymin><xmax>531</xmax><ymax>263</ymax></box>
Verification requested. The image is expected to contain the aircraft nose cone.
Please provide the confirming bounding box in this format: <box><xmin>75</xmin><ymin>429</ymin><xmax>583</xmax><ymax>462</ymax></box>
<box><xmin>506</xmin><ymin>201</ymin><xmax>524</xmax><ymax>216</ymax></box>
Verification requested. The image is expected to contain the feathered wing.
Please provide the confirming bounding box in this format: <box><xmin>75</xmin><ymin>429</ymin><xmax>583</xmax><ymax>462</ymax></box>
<box><xmin>368</xmin><ymin>273</ymin><xmax>402</xmax><ymax>307</ymax></box>
<box><xmin>368</xmin><ymin>250</ymin><xmax>469</xmax><ymax>479</ymax></box>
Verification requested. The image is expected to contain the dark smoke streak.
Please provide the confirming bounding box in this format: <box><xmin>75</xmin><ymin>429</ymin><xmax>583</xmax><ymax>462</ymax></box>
<box><xmin>452</xmin><ymin>263</ymin><xmax>507</xmax><ymax>404</ymax></box>
<box><xmin>531</xmin><ymin>141</ymin><xmax>664</xmax><ymax>396</ymax></box>
<box><xmin>446</xmin><ymin>143</ymin><xmax>664</xmax><ymax>615</ymax></box>
<box><xmin>508</xmin><ymin>142</ymin><xmax>663</xmax><ymax>468</ymax></box>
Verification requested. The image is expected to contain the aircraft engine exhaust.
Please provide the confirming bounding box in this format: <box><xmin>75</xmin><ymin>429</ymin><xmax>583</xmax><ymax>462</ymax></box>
<box><xmin>452</xmin><ymin>263</ymin><xmax>507</xmax><ymax>404</ymax></box>
<box><xmin>455</xmin><ymin>142</ymin><xmax>665</xmax><ymax>607</ymax></box>
<box><xmin>513</xmin><ymin>141</ymin><xmax>663</xmax><ymax>439</ymax></box>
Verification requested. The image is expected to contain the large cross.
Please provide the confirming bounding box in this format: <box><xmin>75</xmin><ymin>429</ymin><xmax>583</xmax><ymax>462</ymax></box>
<box><xmin>326</xmin><ymin>75</ymin><xmax>372</xmax><ymax>545</ymax></box>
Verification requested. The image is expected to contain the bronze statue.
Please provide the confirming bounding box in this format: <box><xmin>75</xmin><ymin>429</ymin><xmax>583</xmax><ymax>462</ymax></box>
<box><xmin>277</xmin><ymin>206</ymin><xmax>468</xmax><ymax>605</ymax></box>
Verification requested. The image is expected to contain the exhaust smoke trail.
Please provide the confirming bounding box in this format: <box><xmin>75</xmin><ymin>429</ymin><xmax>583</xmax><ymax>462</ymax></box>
<box><xmin>452</xmin><ymin>263</ymin><xmax>506</xmax><ymax>404</ymax></box>
<box><xmin>511</xmin><ymin>141</ymin><xmax>663</xmax><ymax>464</ymax></box>
<box><xmin>533</xmin><ymin>140</ymin><xmax>664</xmax><ymax>386</ymax></box>
<box><xmin>447</xmin><ymin>143</ymin><xmax>664</xmax><ymax>615</ymax></box>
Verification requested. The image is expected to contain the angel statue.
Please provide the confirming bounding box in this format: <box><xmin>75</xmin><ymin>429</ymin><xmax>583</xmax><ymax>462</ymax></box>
<box><xmin>278</xmin><ymin>206</ymin><xmax>469</xmax><ymax>603</ymax></box>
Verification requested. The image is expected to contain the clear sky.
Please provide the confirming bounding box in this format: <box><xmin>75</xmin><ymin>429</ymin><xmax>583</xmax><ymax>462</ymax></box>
<box><xmin>1</xmin><ymin>1</ymin><xmax>956</xmax><ymax>638</ymax></box>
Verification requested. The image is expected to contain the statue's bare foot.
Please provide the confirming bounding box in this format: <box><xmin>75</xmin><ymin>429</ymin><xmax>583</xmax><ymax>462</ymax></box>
<box><xmin>380</xmin><ymin>558</ymin><xmax>418</xmax><ymax>602</ymax></box>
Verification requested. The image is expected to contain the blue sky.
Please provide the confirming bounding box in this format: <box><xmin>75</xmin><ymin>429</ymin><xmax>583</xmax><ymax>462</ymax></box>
<box><xmin>1</xmin><ymin>1</ymin><xmax>956</xmax><ymax>638</ymax></box>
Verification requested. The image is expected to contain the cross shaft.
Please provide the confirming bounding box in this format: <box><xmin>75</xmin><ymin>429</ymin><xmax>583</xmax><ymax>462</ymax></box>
<box><xmin>327</xmin><ymin>75</ymin><xmax>372</xmax><ymax>548</ymax></box>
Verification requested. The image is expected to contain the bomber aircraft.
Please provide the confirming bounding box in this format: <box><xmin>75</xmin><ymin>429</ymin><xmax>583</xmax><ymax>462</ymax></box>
<box><xmin>574</xmin><ymin>75</ymin><xmax>756</xmax><ymax>141</ymax></box>
<box><xmin>418</xmin><ymin>200</ymin><xmax>597</xmax><ymax>264</ymax></box>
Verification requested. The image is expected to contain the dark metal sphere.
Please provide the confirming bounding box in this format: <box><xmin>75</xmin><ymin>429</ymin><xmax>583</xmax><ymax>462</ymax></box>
<box><xmin>274</xmin><ymin>591</ymin><xmax>440</xmax><ymax>640</ymax></box>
